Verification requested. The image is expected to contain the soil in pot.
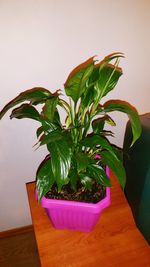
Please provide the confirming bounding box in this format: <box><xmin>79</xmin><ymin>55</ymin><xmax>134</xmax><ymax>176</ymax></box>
<box><xmin>45</xmin><ymin>181</ymin><xmax>106</xmax><ymax>204</ymax></box>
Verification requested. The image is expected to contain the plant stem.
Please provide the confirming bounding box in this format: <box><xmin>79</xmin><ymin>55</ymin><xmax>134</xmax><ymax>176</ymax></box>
<box><xmin>69</xmin><ymin>98</ymin><xmax>79</xmax><ymax>147</ymax></box>
<box><xmin>69</xmin><ymin>98</ymin><xmax>74</xmax><ymax>124</ymax></box>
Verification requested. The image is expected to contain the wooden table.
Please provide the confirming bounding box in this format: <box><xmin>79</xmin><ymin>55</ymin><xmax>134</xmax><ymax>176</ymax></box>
<box><xmin>26</xmin><ymin>172</ymin><xmax>150</xmax><ymax>267</ymax></box>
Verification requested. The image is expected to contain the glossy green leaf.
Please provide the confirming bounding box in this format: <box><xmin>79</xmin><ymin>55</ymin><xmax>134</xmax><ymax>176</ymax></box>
<box><xmin>69</xmin><ymin>165</ymin><xmax>77</xmax><ymax>191</ymax></box>
<box><xmin>92</xmin><ymin>117</ymin><xmax>105</xmax><ymax>133</ymax></box>
<box><xmin>0</xmin><ymin>87</ymin><xmax>57</xmax><ymax>119</ymax></box>
<box><xmin>41</xmin><ymin>119</ymin><xmax>58</xmax><ymax>134</ymax></box>
<box><xmin>58</xmin><ymin>99</ymin><xmax>71</xmax><ymax>115</ymax></box>
<box><xmin>10</xmin><ymin>104</ymin><xmax>40</xmax><ymax>121</ymax></box>
<box><xmin>94</xmin><ymin>64</ymin><xmax>122</xmax><ymax>101</ymax></box>
<box><xmin>80</xmin><ymin>174</ymin><xmax>93</xmax><ymax>190</ymax></box>
<box><xmin>47</xmin><ymin>136</ymin><xmax>72</xmax><ymax>191</ymax></box>
<box><xmin>43</xmin><ymin>97</ymin><xmax>59</xmax><ymax>121</ymax></box>
<box><xmin>65</xmin><ymin>115</ymin><xmax>72</xmax><ymax>128</ymax></box>
<box><xmin>65</xmin><ymin>57</ymin><xmax>95</xmax><ymax>102</ymax></box>
<box><xmin>105</xmin><ymin>115</ymin><xmax>116</xmax><ymax>126</ymax></box>
<box><xmin>81</xmin><ymin>134</ymin><xmax>114</xmax><ymax>154</ymax></box>
<box><xmin>36</xmin><ymin>126</ymin><xmax>43</xmax><ymax>138</ymax></box>
<box><xmin>87</xmin><ymin>164</ymin><xmax>111</xmax><ymax>187</ymax></box>
<box><xmin>83</xmin><ymin>111</ymin><xmax>90</xmax><ymax>128</ymax></box>
<box><xmin>103</xmin><ymin>100</ymin><xmax>142</xmax><ymax>146</ymax></box>
<box><xmin>80</xmin><ymin>54</ymin><xmax>123</xmax><ymax>110</ymax></box>
<box><xmin>36</xmin><ymin>156</ymin><xmax>55</xmax><ymax>201</ymax></box>
<box><xmin>112</xmin><ymin>144</ymin><xmax>123</xmax><ymax>162</ymax></box>
<box><xmin>80</xmin><ymin>86</ymin><xmax>94</xmax><ymax>110</ymax></box>
<box><xmin>76</xmin><ymin>152</ymin><xmax>90</xmax><ymax>173</ymax></box>
<box><xmin>100</xmin><ymin>150</ymin><xmax>126</xmax><ymax>189</ymax></box>
<box><xmin>40</xmin><ymin>130</ymin><xmax>64</xmax><ymax>146</ymax></box>
<box><xmin>97</xmin><ymin>52</ymin><xmax>124</xmax><ymax>71</ymax></box>
<box><xmin>95</xmin><ymin>104</ymin><xmax>104</xmax><ymax>116</ymax></box>
<box><xmin>53</xmin><ymin>109</ymin><xmax>61</xmax><ymax>126</ymax></box>
<box><xmin>92</xmin><ymin>115</ymin><xmax>116</xmax><ymax>134</ymax></box>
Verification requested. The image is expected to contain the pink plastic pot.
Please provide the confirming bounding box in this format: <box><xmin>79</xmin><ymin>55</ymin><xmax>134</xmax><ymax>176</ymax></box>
<box><xmin>38</xmin><ymin>166</ymin><xmax>111</xmax><ymax>232</ymax></box>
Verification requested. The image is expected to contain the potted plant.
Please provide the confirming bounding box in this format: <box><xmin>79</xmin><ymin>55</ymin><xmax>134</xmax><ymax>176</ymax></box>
<box><xmin>0</xmin><ymin>52</ymin><xmax>141</xmax><ymax>232</ymax></box>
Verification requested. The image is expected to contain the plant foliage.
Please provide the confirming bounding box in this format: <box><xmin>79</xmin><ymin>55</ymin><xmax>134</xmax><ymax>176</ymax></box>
<box><xmin>0</xmin><ymin>53</ymin><xmax>142</xmax><ymax>201</ymax></box>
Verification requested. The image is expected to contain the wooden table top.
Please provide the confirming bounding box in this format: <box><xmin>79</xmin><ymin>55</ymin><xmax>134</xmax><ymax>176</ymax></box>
<box><xmin>26</xmin><ymin>172</ymin><xmax>150</xmax><ymax>267</ymax></box>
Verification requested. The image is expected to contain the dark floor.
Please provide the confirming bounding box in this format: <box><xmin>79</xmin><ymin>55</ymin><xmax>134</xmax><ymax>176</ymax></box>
<box><xmin>0</xmin><ymin>230</ymin><xmax>41</xmax><ymax>267</ymax></box>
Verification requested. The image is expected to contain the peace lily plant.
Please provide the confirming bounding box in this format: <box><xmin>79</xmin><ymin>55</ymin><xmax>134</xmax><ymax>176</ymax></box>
<box><xmin>0</xmin><ymin>53</ymin><xmax>141</xmax><ymax>203</ymax></box>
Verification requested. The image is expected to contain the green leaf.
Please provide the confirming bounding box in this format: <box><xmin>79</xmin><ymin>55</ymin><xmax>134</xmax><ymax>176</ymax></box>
<box><xmin>53</xmin><ymin>109</ymin><xmax>61</xmax><ymax>126</ymax></box>
<box><xmin>36</xmin><ymin>126</ymin><xmax>43</xmax><ymax>138</ymax></box>
<box><xmin>87</xmin><ymin>164</ymin><xmax>111</xmax><ymax>187</ymax></box>
<box><xmin>80</xmin><ymin>53</ymin><xmax>123</xmax><ymax>110</ymax></box>
<box><xmin>58</xmin><ymin>99</ymin><xmax>70</xmax><ymax>114</ymax></box>
<box><xmin>65</xmin><ymin>115</ymin><xmax>72</xmax><ymax>128</ymax></box>
<box><xmin>68</xmin><ymin>165</ymin><xmax>78</xmax><ymax>191</ymax></box>
<box><xmin>83</xmin><ymin>111</ymin><xmax>90</xmax><ymax>128</ymax></box>
<box><xmin>80</xmin><ymin>174</ymin><xmax>93</xmax><ymax>190</ymax></box>
<box><xmin>10</xmin><ymin>104</ymin><xmax>40</xmax><ymax>121</ymax></box>
<box><xmin>92</xmin><ymin>117</ymin><xmax>105</xmax><ymax>133</ymax></box>
<box><xmin>43</xmin><ymin>97</ymin><xmax>59</xmax><ymax>121</ymax></box>
<box><xmin>97</xmin><ymin>52</ymin><xmax>124</xmax><ymax>71</ymax></box>
<box><xmin>36</xmin><ymin>156</ymin><xmax>55</xmax><ymax>201</ymax></box>
<box><xmin>40</xmin><ymin>130</ymin><xmax>64</xmax><ymax>146</ymax></box>
<box><xmin>65</xmin><ymin>57</ymin><xmax>95</xmax><ymax>102</ymax></box>
<box><xmin>112</xmin><ymin>144</ymin><xmax>123</xmax><ymax>162</ymax></box>
<box><xmin>92</xmin><ymin>116</ymin><xmax>116</xmax><ymax>134</ymax></box>
<box><xmin>80</xmin><ymin>86</ymin><xmax>94</xmax><ymax>110</ymax></box>
<box><xmin>0</xmin><ymin>87</ymin><xmax>57</xmax><ymax>119</ymax></box>
<box><xmin>41</xmin><ymin>119</ymin><xmax>58</xmax><ymax>134</ymax></box>
<box><xmin>103</xmin><ymin>100</ymin><xmax>142</xmax><ymax>146</ymax></box>
<box><xmin>76</xmin><ymin>152</ymin><xmax>90</xmax><ymax>173</ymax></box>
<box><xmin>94</xmin><ymin>64</ymin><xmax>122</xmax><ymax>101</ymax></box>
<box><xmin>100</xmin><ymin>150</ymin><xmax>126</xmax><ymax>189</ymax></box>
<box><xmin>81</xmin><ymin>134</ymin><xmax>114</xmax><ymax>154</ymax></box>
<box><xmin>47</xmin><ymin>136</ymin><xmax>72</xmax><ymax>191</ymax></box>
<box><xmin>95</xmin><ymin>104</ymin><xmax>104</xmax><ymax>116</ymax></box>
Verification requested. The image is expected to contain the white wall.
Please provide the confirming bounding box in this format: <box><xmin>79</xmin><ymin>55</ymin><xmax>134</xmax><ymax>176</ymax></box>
<box><xmin>0</xmin><ymin>0</ymin><xmax>150</xmax><ymax>231</ymax></box>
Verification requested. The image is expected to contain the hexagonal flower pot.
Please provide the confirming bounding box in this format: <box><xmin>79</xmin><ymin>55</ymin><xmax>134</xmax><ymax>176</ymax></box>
<box><xmin>38</xmin><ymin>167</ymin><xmax>111</xmax><ymax>232</ymax></box>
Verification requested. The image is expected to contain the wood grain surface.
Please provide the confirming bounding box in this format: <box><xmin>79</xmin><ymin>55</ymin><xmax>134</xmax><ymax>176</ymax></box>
<box><xmin>0</xmin><ymin>225</ymin><xmax>33</xmax><ymax>238</ymax></box>
<box><xmin>26</xmin><ymin>172</ymin><xmax>150</xmax><ymax>267</ymax></box>
<box><xmin>0</xmin><ymin>230</ymin><xmax>41</xmax><ymax>267</ymax></box>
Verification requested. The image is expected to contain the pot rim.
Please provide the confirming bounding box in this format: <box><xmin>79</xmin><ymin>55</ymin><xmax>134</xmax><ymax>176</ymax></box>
<box><xmin>37</xmin><ymin>166</ymin><xmax>111</xmax><ymax>210</ymax></box>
